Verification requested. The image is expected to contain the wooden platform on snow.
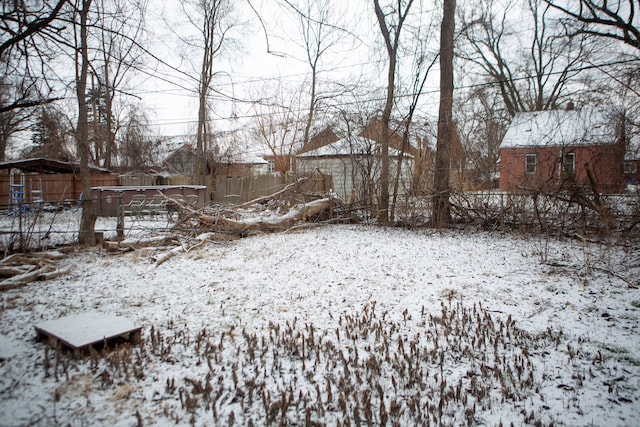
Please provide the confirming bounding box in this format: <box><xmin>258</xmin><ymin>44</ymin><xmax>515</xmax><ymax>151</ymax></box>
<box><xmin>35</xmin><ymin>312</ymin><xmax>142</xmax><ymax>357</ymax></box>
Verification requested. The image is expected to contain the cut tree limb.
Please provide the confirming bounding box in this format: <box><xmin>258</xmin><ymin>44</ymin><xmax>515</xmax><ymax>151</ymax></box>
<box><xmin>154</xmin><ymin>246</ymin><xmax>185</xmax><ymax>267</ymax></box>
<box><xmin>154</xmin><ymin>233</ymin><xmax>214</xmax><ymax>267</ymax></box>
<box><xmin>0</xmin><ymin>265</ymin><xmax>58</xmax><ymax>290</ymax></box>
<box><xmin>0</xmin><ymin>252</ymin><xmax>70</xmax><ymax>290</ymax></box>
<box><xmin>199</xmin><ymin>197</ymin><xmax>336</xmax><ymax>233</ymax></box>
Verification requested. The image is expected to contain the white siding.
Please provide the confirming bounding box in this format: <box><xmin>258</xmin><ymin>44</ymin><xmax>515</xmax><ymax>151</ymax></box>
<box><xmin>297</xmin><ymin>156</ymin><xmax>413</xmax><ymax>201</ymax></box>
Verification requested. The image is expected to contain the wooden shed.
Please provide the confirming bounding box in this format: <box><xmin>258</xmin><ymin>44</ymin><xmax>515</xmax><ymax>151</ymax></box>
<box><xmin>0</xmin><ymin>158</ymin><xmax>117</xmax><ymax>209</ymax></box>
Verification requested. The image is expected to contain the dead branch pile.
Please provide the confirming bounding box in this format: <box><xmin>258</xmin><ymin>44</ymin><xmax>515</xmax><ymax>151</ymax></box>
<box><xmin>0</xmin><ymin>251</ymin><xmax>71</xmax><ymax>290</ymax></box>
<box><xmin>104</xmin><ymin>185</ymin><xmax>348</xmax><ymax>265</ymax></box>
<box><xmin>172</xmin><ymin>181</ymin><xmax>346</xmax><ymax>235</ymax></box>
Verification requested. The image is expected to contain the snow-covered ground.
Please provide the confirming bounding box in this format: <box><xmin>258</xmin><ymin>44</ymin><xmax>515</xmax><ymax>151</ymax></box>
<box><xmin>0</xmin><ymin>224</ymin><xmax>639</xmax><ymax>426</ymax></box>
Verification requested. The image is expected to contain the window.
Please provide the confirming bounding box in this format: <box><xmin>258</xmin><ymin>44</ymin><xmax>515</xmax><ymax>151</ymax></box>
<box><xmin>525</xmin><ymin>154</ymin><xmax>537</xmax><ymax>174</ymax></box>
<box><xmin>625</xmin><ymin>161</ymin><xmax>638</xmax><ymax>174</ymax></box>
<box><xmin>562</xmin><ymin>152</ymin><xmax>575</xmax><ymax>175</ymax></box>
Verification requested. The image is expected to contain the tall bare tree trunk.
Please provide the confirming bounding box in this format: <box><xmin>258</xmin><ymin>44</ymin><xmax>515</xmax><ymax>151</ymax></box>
<box><xmin>103</xmin><ymin>63</ymin><xmax>114</xmax><ymax>169</ymax></box>
<box><xmin>378</xmin><ymin>53</ymin><xmax>395</xmax><ymax>223</ymax></box>
<box><xmin>196</xmin><ymin>81</ymin><xmax>210</xmax><ymax>186</ymax></box>
<box><xmin>302</xmin><ymin>63</ymin><xmax>317</xmax><ymax>147</ymax></box>
<box><xmin>433</xmin><ymin>0</ymin><xmax>455</xmax><ymax>227</ymax></box>
<box><xmin>77</xmin><ymin>0</ymin><xmax>96</xmax><ymax>245</ymax></box>
<box><xmin>187</xmin><ymin>0</ymin><xmax>230</xmax><ymax>202</ymax></box>
<box><xmin>195</xmin><ymin>39</ymin><xmax>210</xmax><ymax>188</ymax></box>
<box><xmin>373</xmin><ymin>0</ymin><xmax>414</xmax><ymax>223</ymax></box>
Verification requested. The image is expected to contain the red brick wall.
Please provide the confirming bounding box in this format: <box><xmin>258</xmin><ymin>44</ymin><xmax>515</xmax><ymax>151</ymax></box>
<box><xmin>500</xmin><ymin>143</ymin><xmax>625</xmax><ymax>193</ymax></box>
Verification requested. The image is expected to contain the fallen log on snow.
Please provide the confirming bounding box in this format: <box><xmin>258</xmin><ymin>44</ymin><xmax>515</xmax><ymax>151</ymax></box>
<box><xmin>153</xmin><ymin>233</ymin><xmax>217</xmax><ymax>266</ymax></box>
<box><xmin>107</xmin><ymin>189</ymin><xmax>341</xmax><ymax>263</ymax></box>
<box><xmin>0</xmin><ymin>252</ymin><xmax>71</xmax><ymax>290</ymax></box>
<box><xmin>104</xmin><ymin>235</ymin><xmax>179</xmax><ymax>251</ymax></box>
<box><xmin>199</xmin><ymin>197</ymin><xmax>337</xmax><ymax>233</ymax></box>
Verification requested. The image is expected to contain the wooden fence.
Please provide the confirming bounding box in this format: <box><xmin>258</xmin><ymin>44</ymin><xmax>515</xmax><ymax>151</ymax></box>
<box><xmin>1</xmin><ymin>171</ymin><xmax>331</xmax><ymax>209</ymax></box>
<box><xmin>213</xmin><ymin>173</ymin><xmax>332</xmax><ymax>204</ymax></box>
<box><xmin>0</xmin><ymin>173</ymin><xmax>119</xmax><ymax>209</ymax></box>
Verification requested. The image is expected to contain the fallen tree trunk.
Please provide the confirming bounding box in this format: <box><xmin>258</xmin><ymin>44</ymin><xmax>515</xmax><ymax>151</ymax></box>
<box><xmin>0</xmin><ymin>264</ymin><xmax>68</xmax><ymax>290</ymax></box>
<box><xmin>0</xmin><ymin>252</ymin><xmax>66</xmax><ymax>288</ymax></box>
<box><xmin>199</xmin><ymin>197</ymin><xmax>336</xmax><ymax>233</ymax></box>
<box><xmin>105</xmin><ymin>235</ymin><xmax>179</xmax><ymax>251</ymax></box>
<box><xmin>153</xmin><ymin>233</ymin><xmax>217</xmax><ymax>267</ymax></box>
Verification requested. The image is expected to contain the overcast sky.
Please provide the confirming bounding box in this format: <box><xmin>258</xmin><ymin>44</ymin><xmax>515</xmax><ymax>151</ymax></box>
<box><xmin>138</xmin><ymin>1</ymin><xmax>351</xmax><ymax>138</ymax></box>
<box><xmin>135</xmin><ymin>0</ymin><xmax>445</xmax><ymax>141</ymax></box>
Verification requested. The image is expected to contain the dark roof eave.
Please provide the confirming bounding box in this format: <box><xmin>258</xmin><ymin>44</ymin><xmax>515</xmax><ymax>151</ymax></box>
<box><xmin>0</xmin><ymin>158</ymin><xmax>111</xmax><ymax>174</ymax></box>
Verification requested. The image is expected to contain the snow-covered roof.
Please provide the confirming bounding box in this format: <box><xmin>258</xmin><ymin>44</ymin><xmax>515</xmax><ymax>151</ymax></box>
<box><xmin>220</xmin><ymin>153</ymin><xmax>269</xmax><ymax>165</ymax></box>
<box><xmin>297</xmin><ymin>136</ymin><xmax>414</xmax><ymax>158</ymax></box>
<box><xmin>500</xmin><ymin>107</ymin><xmax>621</xmax><ymax>149</ymax></box>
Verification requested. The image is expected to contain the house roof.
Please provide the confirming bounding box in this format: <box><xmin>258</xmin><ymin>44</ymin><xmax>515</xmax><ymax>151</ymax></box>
<box><xmin>500</xmin><ymin>107</ymin><xmax>621</xmax><ymax>149</ymax></box>
<box><xmin>0</xmin><ymin>158</ymin><xmax>110</xmax><ymax>174</ymax></box>
<box><xmin>297</xmin><ymin>126</ymin><xmax>340</xmax><ymax>155</ymax></box>
<box><xmin>297</xmin><ymin>120</ymin><xmax>421</xmax><ymax>157</ymax></box>
<box><xmin>220</xmin><ymin>153</ymin><xmax>269</xmax><ymax>165</ymax></box>
<box><xmin>297</xmin><ymin>136</ymin><xmax>414</xmax><ymax>158</ymax></box>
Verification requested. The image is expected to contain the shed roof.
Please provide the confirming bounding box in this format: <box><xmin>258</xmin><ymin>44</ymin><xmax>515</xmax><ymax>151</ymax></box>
<box><xmin>500</xmin><ymin>107</ymin><xmax>621</xmax><ymax>149</ymax></box>
<box><xmin>0</xmin><ymin>158</ymin><xmax>110</xmax><ymax>174</ymax></box>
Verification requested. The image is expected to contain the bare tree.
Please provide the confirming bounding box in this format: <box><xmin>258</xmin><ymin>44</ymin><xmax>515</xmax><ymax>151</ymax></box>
<box><xmin>459</xmin><ymin>0</ymin><xmax>590</xmax><ymax>116</ymax></box>
<box><xmin>373</xmin><ymin>0</ymin><xmax>415</xmax><ymax>223</ymax></box>
<box><xmin>544</xmin><ymin>0</ymin><xmax>639</xmax><ymax>51</ymax></box>
<box><xmin>0</xmin><ymin>78</ymin><xmax>35</xmax><ymax>161</ymax></box>
<box><xmin>72</xmin><ymin>0</ymin><xmax>97</xmax><ymax>245</ymax></box>
<box><xmin>0</xmin><ymin>0</ymin><xmax>68</xmax><ymax>113</ymax></box>
<box><xmin>388</xmin><ymin>6</ymin><xmax>440</xmax><ymax>221</ymax></box>
<box><xmin>544</xmin><ymin>1</ymin><xmax>640</xmax><ymax>151</ymax></box>
<box><xmin>94</xmin><ymin>0</ymin><xmax>147</xmax><ymax>169</ymax></box>
<box><xmin>433</xmin><ymin>0</ymin><xmax>455</xmax><ymax>227</ymax></box>
<box><xmin>456</xmin><ymin>86</ymin><xmax>509</xmax><ymax>189</ymax></box>
<box><xmin>0</xmin><ymin>0</ymin><xmax>69</xmax><ymax>159</ymax></box>
<box><xmin>252</xmin><ymin>86</ymin><xmax>306</xmax><ymax>174</ymax></box>
<box><xmin>177</xmin><ymin>0</ymin><xmax>234</xmax><ymax>194</ymax></box>
<box><xmin>0</xmin><ymin>0</ymin><xmax>67</xmax><ymax>59</ymax></box>
<box><xmin>280</xmin><ymin>0</ymin><xmax>345</xmax><ymax>149</ymax></box>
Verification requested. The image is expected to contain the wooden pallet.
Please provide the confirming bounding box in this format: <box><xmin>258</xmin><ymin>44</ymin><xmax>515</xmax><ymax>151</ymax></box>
<box><xmin>35</xmin><ymin>312</ymin><xmax>142</xmax><ymax>357</ymax></box>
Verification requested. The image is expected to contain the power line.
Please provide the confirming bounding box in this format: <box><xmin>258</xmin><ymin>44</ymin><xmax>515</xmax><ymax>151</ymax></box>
<box><xmin>139</xmin><ymin>56</ymin><xmax>640</xmax><ymax>129</ymax></box>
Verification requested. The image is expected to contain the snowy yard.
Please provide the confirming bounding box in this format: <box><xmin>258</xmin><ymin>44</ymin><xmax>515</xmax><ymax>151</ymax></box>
<box><xmin>0</xmin><ymin>224</ymin><xmax>639</xmax><ymax>426</ymax></box>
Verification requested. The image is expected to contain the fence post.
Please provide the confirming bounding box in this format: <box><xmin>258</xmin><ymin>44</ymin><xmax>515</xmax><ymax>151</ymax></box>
<box><xmin>116</xmin><ymin>194</ymin><xmax>124</xmax><ymax>238</ymax></box>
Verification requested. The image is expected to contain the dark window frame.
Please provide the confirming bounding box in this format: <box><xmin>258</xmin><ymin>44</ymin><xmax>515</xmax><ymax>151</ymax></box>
<box><xmin>624</xmin><ymin>161</ymin><xmax>637</xmax><ymax>174</ymax></box>
<box><xmin>562</xmin><ymin>152</ymin><xmax>575</xmax><ymax>176</ymax></box>
<box><xmin>525</xmin><ymin>153</ymin><xmax>537</xmax><ymax>174</ymax></box>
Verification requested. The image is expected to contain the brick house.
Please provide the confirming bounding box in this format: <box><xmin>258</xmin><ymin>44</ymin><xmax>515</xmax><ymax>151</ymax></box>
<box><xmin>499</xmin><ymin>106</ymin><xmax>626</xmax><ymax>193</ymax></box>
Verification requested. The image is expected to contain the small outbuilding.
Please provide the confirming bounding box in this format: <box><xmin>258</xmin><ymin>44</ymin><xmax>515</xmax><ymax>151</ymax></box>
<box><xmin>296</xmin><ymin>134</ymin><xmax>415</xmax><ymax>202</ymax></box>
<box><xmin>0</xmin><ymin>158</ymin><xmax>116</xmax><ymax>209</ymax></box>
